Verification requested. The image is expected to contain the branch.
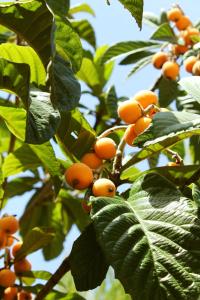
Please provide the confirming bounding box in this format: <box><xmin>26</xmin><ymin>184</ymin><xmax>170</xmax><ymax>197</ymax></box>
<box><xmin>98</xmin><ymin>125</ymin><xmax>128</xmax><ymax>139</ymax></box>
<box><xmin>35</xmin><ymin>256</ymin><xmax>70</xmax><ymax>300</ymax></box>
<box><xmin>164</xmin><ymin>148</ymin><xmax>183</xmax><ymax>165</ymax></box>
<box><xmin>112</xmin><ymin>137</ymin><xmax>126</xmax><ymax>182</ymax></box>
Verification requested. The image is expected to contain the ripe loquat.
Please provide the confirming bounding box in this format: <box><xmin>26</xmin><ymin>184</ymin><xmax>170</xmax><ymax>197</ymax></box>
<box><xmin>81</xmin><ymin>152</ymin><xmax>102</xmax><ymax>169</ymax></box>
<box><xmin>17</xmin><ymin>290</ymin><xmax>32</xmax><ymax>300</ymax></box>
<box><xmin>167</xmin><ymin>162</ymin><xmax>179</xmax><ymax>166</ymax></box>
<box><xmin>167</xmin><ymin>7</ymin><xmax>183</xmax><ymax>22</ymax></box>
<box><xmin>65</xmin><ymin>163</ymin><xmax>93</xmax><ymax>190</ymax></box>
<box><xmin>134</xmin><ymin>117</ymin><xmax>152</xmax><ymax>136</ymax></box>
<box><xmin>184</xmin><ymin>56</ymin><xmax>198</xmax><ymax>73</ymax></box>
<box><xmin>162</xmin><ymin>61</ymin><xmax>179</xmax><ymax>80</ymax></box>
<box><xmin>172</xmin><ymin>44</ymin><xmax>188</xmax><ymax>56</ymax></box>
<box><xmin>184</xmin><ymin>27</ymin><xmax>199</xmax><ymax>45</ymax></box>
<box><xmin>152</xmin><ymin>52</ymin><xmax>168</xmax><ymax>69</ymax></box>
<box><xmin>94</xmin><ymin>137</ymin><xmax>117</xmax><ymax>159</ymax></box>
<box><xmin>192</xmin><ymin>60</ymin><xmax>200</xmax><ymax>75</ymax></box>
<box><xmin>14</xmin><ymin>258</ymin><xmax>32</xmax><ymax>275</ymax></box>
<box><xmin>175</xmin><ymin>15</ymin><xmax>191</xmax><ymax>30</ymax></box>
<box><xmin>3</xmin><ymin>287</ymin><xmax>18</xmax><ymax>300</ymax></box>
<box><xmin>92</xmin><ymin>178</ymin><xmax>116</xmax><ymax>197</ymax></box>
<box><xmin>134</xmin><ymin>90</ymin><xmax>158</xmax><ymax>109</ymax></box>
<box><xmin>12</xmin><ymin>242</ymin><xmax>23</xmax><ymax>257</ymax></box>
<box><xmin>117</xmin><ymin>99</ymin><xmax>142</xmax><ymax>124</ymax></box>
<box><xmin>0</xmin><ymin>230</ymin><xmax>6</xmax><ymax>249</ymax></box>
<box><xmin>0</xmin><ymin>269</ymin><xmax>16</xmax><ymax>287</ymax></box>
<box><xmin>124</xmin><ymin>124</ymin><xmax>137</xmax><ymax>146</ymax></box>
<box><xmin>0</xmin><ymin>216</ymin><xmax>19</xmax><ymax>235</ymax></box>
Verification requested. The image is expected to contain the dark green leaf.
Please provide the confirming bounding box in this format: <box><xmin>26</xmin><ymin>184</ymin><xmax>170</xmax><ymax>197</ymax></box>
<box><xmin>71</xmin><ymin>19</ymin><xmax>96</xmax><ymax>48</ymax></box>
<box><xmin>190</xmin><ymin>135</ymin><xmax>200</xmax><ymax>164</ymax></box>
<box><xmin>56</xmin><ymin>109</ymin><xmax>96</xmax><ymax>160</ymax></box>
<box><xmin>15</xmin><ymin>227</ymin><xmax>54</xmax><ymax>261</ymax></box>
<box><xmin>151</xmin><ymin>22</ymin><xmax>177</xmax><ymax>43</ymax></box>
<box><xmin>192</xmin><ymin>184</ymin><xmax>200</xmax><ymax>207</ymax></box>
<box><xmin>118</xmin><ymin>0</ymin><xmax>144</xmax><ymax>29</ymax></box>
<box><xmin>91</xmin><ymin>173</ymin><xmax>200</xmax><ymax>300</ymax></box>
<box><xmin>4</xmin><ymin>177</ymin><xmax>38</xmax><ymax>199</ymax></box>
<box><xmin>119</xmin><ymin>50</ymin><xmax>154</xmax><ymax>65</ymax></box>
<box><xmin>158</xmin><ymin>77</ymin><xmax>178</xmax><ymax>107</ymax></box>
<box><xmin>105</xmin><ymin>86</ymin><xmax>118</xmax><ymax>118</ymax></box>
<box><xmin>101</xmin><ymin>41</ymin><xmax>160</xmax><ymax>64</ymax></box>
<box><xmin>50</xmin><ymin>54</ymin><xmax>81</xmax><ymax>112</ymax></box>
<box><xmin>45</xmin><ymin>0</ymin><xmax>70</xmax><ymax>16</ymax></box>
<box><xmin>70</xmin><ymin>224</ymin><xmax>108</xmax><ymax>291</ymax></box>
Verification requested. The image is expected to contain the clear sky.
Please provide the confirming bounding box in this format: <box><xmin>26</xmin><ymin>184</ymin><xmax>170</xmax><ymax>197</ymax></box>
<box><xmin>1</xmin><ymin>0</ymin><xmax>198</xmax><ymax>293</ymax></box>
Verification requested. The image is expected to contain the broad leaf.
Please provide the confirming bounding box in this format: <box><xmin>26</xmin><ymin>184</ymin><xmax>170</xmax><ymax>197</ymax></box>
<box><xmin>123</xmin><ymin>111</ymin><xmax>200</xmax><ymax>169</ymax></box>
<box><xmin>50</xmin><ymin>55</ymin><xmax>81</xmax><ymax>112</ymax></box>
<box><xmin>118</xmin><ymin>0</ymin><xmax>144</xmax><ymax>29</ymax></box>
<box><xmin>119</xmin><ymin>50</ymin><xmax>154</xmax><ymax>65</ymax></box>
<box><xmin>44</xmin><ymin>292</ymin><xmax>86</xmax><ymax>300</ymax></box>
<box><xmin>151</xmin><ymin>22</ymin><xmax>177</xmax><ymax>43</ymax></box>
<box><xmin>45</xmin><ymin>0</ymin><xmax>70</xmax><ymax>16</ymax></box>
<box><xmin>15</xmin><ymin>227</ymin><xmax>54</xmax><ymax>261</ymax></box>
<box><xmin>71</xmin><ymin>19</ymin><xmax>96</xmax><ymax>48</ymax></box>
<box><xmin>4</xmin><ymin>177</ymin><xmax>38</xmax><ymax>199</ymax></box>
<box><xmin>0</xmin><ymin>43</ymin><xmax>46</xmax><ymax>87</ymax></box>
<box><xmin>105</xmin><ymin>86</ymin><xmax>118</xmax><ymax>118</ymax></box>
<box><xmin>56</xmin><ymin>109</ymin><xmax>96</xmax><ymax>160</ymax></box>
<box><xmin>192</xmin><ymin>184</ymin><xmax>200</xmax><ymax>207</ymax></box>
<box><xmin>101</xmin><ymin>41</ymin><xmax>160</xmax><ymax>64</ymax></box>
<box><xmin>70</xmin><ymin>224</ymin><xmax>108</xmax><ymax>291</ymax></box>
<box><xmin>179</xmin><ymin>76</ymin><xmax>200</xmax><ymax>103</ymax></box>
<box><xmin>158</xmin><ymin>77</ymin><xmax>178</xmax><ymax>107</ymax></box>
<box><xmin>91</xmin><ymin>173</ymin><xmax>200</xmax><ymax>300</ymax></box>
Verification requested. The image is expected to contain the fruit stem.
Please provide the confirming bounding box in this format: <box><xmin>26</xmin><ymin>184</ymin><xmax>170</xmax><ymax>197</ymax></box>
<box><xmin>143</xmin><ymin>104</ymin><xmax>161</xmax><ymax>115</ymax></box>
<box><xmin>165</xmin><ymin>148</ymin><xmax>183</xmax><ymax>165</ymax></box>
<box><xmin>35</xmin><ymin>256</ymin><xmax>70</xmax><ymax>300</ymax></box>
<box><xmin>97</xmin><ymin>125</ymin><xmax>128</xmax><ymax>139</ymax></box>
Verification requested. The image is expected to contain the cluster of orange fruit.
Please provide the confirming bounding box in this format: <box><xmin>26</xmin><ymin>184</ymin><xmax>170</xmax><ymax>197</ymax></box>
<box><xmin>65</xmin><ymin>138</ymin><xmax>117</xmax><ymax>204</ymax></box>
<box><xmin>118</xmin><ymin>90</ymin><xmax>160</xmax><ymax>146</ymax></box>
<box><xmin>152</xmin><ymin>6</ymin><xmax>200</xmax><ymax>79</ymax></box>
<box><xmin>0</xmin><ymin>215</ymin><xmax>32</xmax><ymax>299</ymax></box>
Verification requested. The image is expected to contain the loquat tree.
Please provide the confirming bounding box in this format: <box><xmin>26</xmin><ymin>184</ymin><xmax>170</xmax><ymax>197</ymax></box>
<box><xmin>0</xmin><ymin>0</ymin><xmax>200</xmax><ymax>300</ymax></box>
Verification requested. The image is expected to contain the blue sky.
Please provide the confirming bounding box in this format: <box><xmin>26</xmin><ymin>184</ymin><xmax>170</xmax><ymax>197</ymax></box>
<box><xmin>1</xmin><ymin>0</ymin><xmax>199</xmax><ymax>290</ymax></box>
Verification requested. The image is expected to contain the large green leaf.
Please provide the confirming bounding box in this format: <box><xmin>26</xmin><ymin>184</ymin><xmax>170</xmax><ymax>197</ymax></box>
<box><xmin>123</xmin><ymin>111</ymin><xmax>200</xmax><ymax>169</ymax></box>
<box><xmin>0</xmin><ymin>0</ymin><xmax>52</xmax><ymax>66</ymax></box>
<box><xmin>190</xmin><ymin>136</ymin><xmax>200</xmax><ymax>164</ymax></box>
<box><xmin>71</xmin><ymin>19</ymin><xmax>96</xmax><ymax>48</ymax></box>
<box><xmin>45</xmin><ymin>0</ymin><xmax>70</xmax><ymax>16</ymax></box>
<box><xmin>44</xmin><ymin>292</ymin><xmax>86</xmax><ymax>300</ymax></box>
<box><xmin>151</xmin><ymin>22</ymin><xmax>177</xmax><ymax>43</ymax></box>
<box><xmin>101</xmin><ymin>41</ymin><xmax>160</xmax><ymax>64</ymax></box>
<box><xmin>119</xmin><ymin>50</ymin><xmax>154</xmax><ymax>65</ymax></box>
<box><xmin>15</xmin><ymin>227</ymin><xmax>54</xmax><ymax>262</ymax></box>
<box><xmin>118</xmin><ymin>0</ymin><xmax>144</xmax><ymax>29</ymax></box>
<box><xmin>4</xmin><ymin>177</ymin><xmax>38</xmax><ymax>199</ymax></box>
<box><xmin>0</xmin><ymin>58</ymin><xmax>29</xmax><ymax>106</ymax></box>
<box><xmin>50</xmin><ymin>55</ymin><xmax>81</xmax><ymax>112</ymax></box>
<box><xmin>56</xmin><ymin>109</ymin><xmax>96</xmax><ymax>160</ymax></box>
<box><xmin>0</xmin><ymin>43</ymin><xmax>46</xmax><ymax>87</ymax></box>
<box><xmin>52</xmin><ymin>16</ymin><xmax>82</xmax><ymax>73</ymax></box>
<box><xmin>91</xmin><ymin>173</ymin><xmax>200</xmax><ymax>300</ymax></box>
<box><xmin>158</xmin><ymin>77</ymin><xmax>178</xmax><ymax>107</ymax></box>
<box><xmin>70</xmin><ymin>224</ymin><xmax>108</xmax><ymax>291</ymax></box>
<box><xmin>179</xmin><ymin>76</ymin><xmax>200</xmax><ymax>104</ymax></box>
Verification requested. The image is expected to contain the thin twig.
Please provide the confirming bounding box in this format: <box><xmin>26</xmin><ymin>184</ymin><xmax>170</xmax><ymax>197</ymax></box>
<box><xmin>164</xmin><ymin>148</ymin><xmax>183</xmax><ymax>165</ymax></box>
<box><xmin>112</xmin><ymin>138</ymin><xmax>126</xmax><ymax>180</ymax></box>
<box><xmin>35</xmin><ymin>257</ymin><xmax>70</xmax><ymax>300</ymax></box>
<box><xmin>98</xmin><ymin>125</ymin><xmax>128</xmax><ymax>139</ymax></box>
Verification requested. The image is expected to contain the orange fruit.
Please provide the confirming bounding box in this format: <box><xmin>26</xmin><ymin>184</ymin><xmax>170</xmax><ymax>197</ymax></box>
<box><xmin>117</xmin><ymin>99</ymin><xmax>142</xmax><ymax>124</ymax></box>
<box><xmin>0</xmin><ymin>269</ymin><xmax>16</xmax><ymax>287</ymax></box>
<box><xmin>94</xmin><ymin>138</ymin><xmax>117</xmax><ymax>159</ymax></box>
<box><xmin>3</xmin><ymin>287</ymin><xmax>18</xmax><ymax>300</ymax></box>
<box><xmin>65</xmin><ymin>163</ymin><xmax>93</xmax><ymax>190</ymax></box>
<box><xmin>162</xmin><ymin>61</ymin><xmax>179</xmax><ymax>80</ymax></box>
<box><xmin>172</xmin><ymin>44</ymin><xmax>188</xmax><ymax>56</ymax></box>
<box><xmin>81</xmin><ymin>152</ymin><xmax>102</xmax><ymax>169</ymax></box>
<box><xmin>0</xmin><ymin>230</ymin><xmax>7</xmax><ymax>249</ymax></box>
<box><xmin>14</xmin><ymin>259</ymin><xmax>32</xmax><ymax>275</ymax></box>
<box><xmin>0</xmin><ymin>216</ymin><xmax>19</xmax><ymax>235</ymax></box>
<box><xmin>152</xmin><ymin>52</ymin><xmax>168</xmax><ymax>69</ymax></box>
<box><xmin>17</xmin><ymin>290</ymin><xmax>32</xmax><ymax>300</ymax></box>
<box><xmin>12</xmin><ymin>242</ymin><xmax>23</xmax><ymax>257</ymax></box>
<box><xmin>124</xmin><ymin>124</ymin><xmax>137</xmax><ymax>146</ymax></box>
<box><xmin>92</xmin><ymin>178</ymin><xmax>116</xmax><ymax>197</ymax></box>
<box><xmin>134</xmin><ymin>117</ymin><xmax>152</xmax><ymax>136</ymax></box>
<box><xmin>183</xmin><ymin>27</ymin><xmax>199</xmax><ymax>45</ymax></box>
<box><xmin>184</xmin><ymin>56</ymin><xmax>198</xmax><ymax>73</ymax></box>
<box><xmin>175</xmin><ymin>15</ymin><xmax>191</xmax><ymax>30</ymax></box>
<box><xmin>134</xmin><ymin>90</ymin><xmax>158</xmax><ymax>109</ymax></box>
<box><xmin>167</xmin><ymin>7</ymin><xmax>183</xmax><ymax>22</ymax></box>
<box><xmin>192</xmin><ymin>61</ymin><xmax>200</xmax><ymax>75</ymax></box>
